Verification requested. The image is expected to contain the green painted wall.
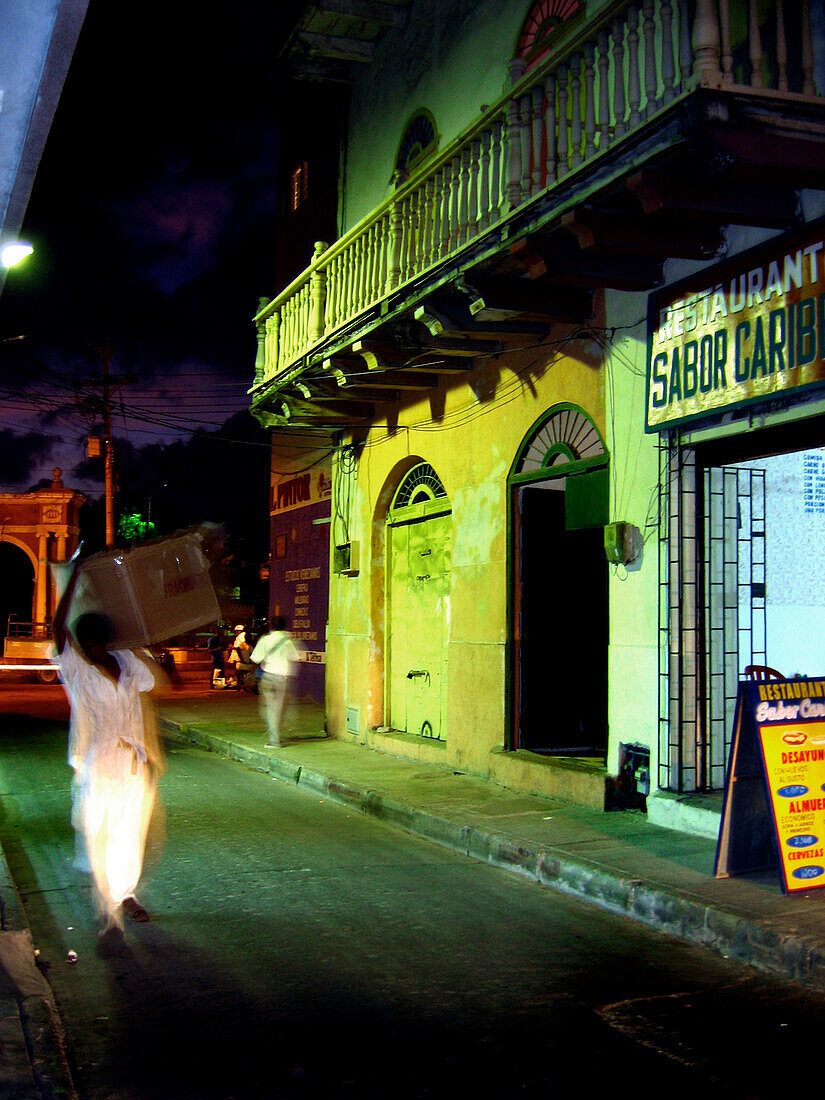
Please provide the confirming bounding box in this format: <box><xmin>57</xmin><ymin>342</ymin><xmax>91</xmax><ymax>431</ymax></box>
<box><xmin>344</xmin><ymin>0</ymin><xmax>524</xmax><ymax>230</ymax></box>
<box><xmin>343</xmin><ymin>0</ymin><xmax>620</xmax><ymax>231</ymax></box>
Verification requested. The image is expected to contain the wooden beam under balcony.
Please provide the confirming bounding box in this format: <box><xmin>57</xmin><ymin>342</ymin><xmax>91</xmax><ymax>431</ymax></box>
<box><xmin>318</xmin><ymin>0</ymin><xmax>407</xmax><ymax>27</ymax></box>
<box><xmin>349</xmin><ymin>339</ymin><xmax>409</xmax><ymax>369</ymax></box>
<box><xmin>414</xmin><ymin>303</ymin><xmax>551</xmax><ymax>342</ymax></box>
<box><xmin>708</xmin><ymin>129</ymin><xmax>825</xmax><ymax>192</ymax></box>
<box><xmin>349</xmin><ymin>339</ymin><xmax>476</xmax><ymax>372</ymax></box>
<box><xmin>281</xmin><ymin>394</ymin><xmax>376</xmax><ymax>423</ymax></box>
<box><xmin>409</xmin><ymin>360</ymin><xmax>476</xmax><ymax>372</ymax></box>
<box><xmin>311</xmin><ymin>383</ymin><xmax>401</xmax><ymax>403</ymax></box>
<box><xmin>323</xmin><ymin>361</ymin><xmax>438</xmax><ymax>389</ymax></box>
<box><xmin>286</xmin><ymin>58</ymin><xmax>353</xmax><ymax>82</ymax></box>
<box><xmin>356</xmin><ymin>370</ymin><xmax>438</xmax><ymax>389</ymax></box>
<box><xmin>559</xmin><ymin>209</ymin><xmax>725</xmax><ymax>261</ymax></box>
<box><xmin>510</xmin><ymin>237</ymin><xmax>664</xmax><ymax>292</ymax></box>
<box><xmin>626</xmin><ymin>169</ymin><xmax>800</xmax><ymax>229</ymax></box>
<box><xmin>458</xmin><ymin>274</ymin><xmax>593</xmax><ymax>324</ymax></box>
<box><xmin>296</xmin><ymin>30</ymin><xmax>376</xmax><ymax>63</ymax></box>
<box><xmin>414</xmin><ymin>331</ymin><xmax>502</xmax><ymax>358</ymax></box>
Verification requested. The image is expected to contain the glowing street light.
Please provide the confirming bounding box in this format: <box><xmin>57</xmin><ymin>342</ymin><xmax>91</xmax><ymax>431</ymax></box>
<box><xmin>1</xmin><ymin>241</ymin><xmax>33</xmax><ymax>268</ymax></box>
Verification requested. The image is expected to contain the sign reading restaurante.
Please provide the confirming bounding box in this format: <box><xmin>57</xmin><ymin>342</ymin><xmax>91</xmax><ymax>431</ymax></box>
<box><xmin>646</xmin><ymin>218</ymin><xmax>825</xmax><ymax>431</ymax></box>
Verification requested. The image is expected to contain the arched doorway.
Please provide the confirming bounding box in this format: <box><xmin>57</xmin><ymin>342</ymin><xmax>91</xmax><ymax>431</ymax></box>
<box><xmin>0</xmin><ymin>542</ymin><xmax>35</xmax><ymax>634</ymax></box>
<box><xmin>386</xmin><ymin>462</ymin><xmax>451</xmax><ymax>741</ymax></box>
<box><xmin>0</xmin><ymin>474</ymin><xmax>85</xmax><ymax>633</ymax></box>
<box><xmin>509</xmin><ymin>405</ymin><xmax>609</xmax><ymax>756</ymax></box>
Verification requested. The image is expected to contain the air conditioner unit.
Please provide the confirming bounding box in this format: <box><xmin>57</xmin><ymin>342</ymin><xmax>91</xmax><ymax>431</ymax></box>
<box><xmin>333</xmin><ymin>540</ymin><xmax>360</xmax><ymax>576</ymax></box>
<box><xmin>603</xmin><ymin>522</ymin><xmax>642</xmax><ymax>566</ymax></box>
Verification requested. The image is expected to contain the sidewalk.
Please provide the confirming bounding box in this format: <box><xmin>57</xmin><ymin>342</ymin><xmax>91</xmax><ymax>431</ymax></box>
<box><xmin>159</xmin><ymin>690</ymin><xmax>825</xmax><ymax>995</ymax></box>
<box><xmin>0</xmin><ymin>844</ymin><xmax>74</xmax><ymax>1099</ymax></box>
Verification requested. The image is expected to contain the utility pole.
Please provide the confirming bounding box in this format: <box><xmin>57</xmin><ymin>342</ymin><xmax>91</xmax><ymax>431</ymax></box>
<box><xmin>100</xmin><ymin>343</ymin><xmax>115</xmax><ymax>550</ymax></box>
<box><xmin>85</xmin><ymin>343</ymin><xmax>127</xmax><ymax>551</ymax></box>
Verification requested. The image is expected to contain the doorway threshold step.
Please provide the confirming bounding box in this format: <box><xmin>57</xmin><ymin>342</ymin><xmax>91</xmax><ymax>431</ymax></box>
<box><xmin>647</xmin><ymin>790</ymin><xmax>723</xmax><ymax>841</ymax></box>
<box><xmin>490</xmin><ymin>749</ymin><xmax>607</xmax><ymax>811</ymax></box>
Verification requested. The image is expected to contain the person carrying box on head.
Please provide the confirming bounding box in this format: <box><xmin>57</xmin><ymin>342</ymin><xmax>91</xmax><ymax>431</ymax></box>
<box><xmin>52</xmin><ymin>557</ymin><xmax>166</xmax><ymax>947</ymax></box>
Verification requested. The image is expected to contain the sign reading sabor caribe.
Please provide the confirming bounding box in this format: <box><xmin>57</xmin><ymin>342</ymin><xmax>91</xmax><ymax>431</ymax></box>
<box><xmin>646</xmin><ymin>218</ymin><xmax>825</xmax><ymax>431</ymax></box>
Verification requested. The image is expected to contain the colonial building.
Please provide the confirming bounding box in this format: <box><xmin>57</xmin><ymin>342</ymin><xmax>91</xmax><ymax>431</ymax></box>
<box><xmin>250</xmin><ymin>0</ymin><xmax>825</xmax><ymax>829</ymax></box>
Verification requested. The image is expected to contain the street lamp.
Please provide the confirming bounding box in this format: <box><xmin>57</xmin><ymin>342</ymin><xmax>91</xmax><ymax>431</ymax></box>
<box><xmin>1</xmin><ymin>241</ymin><xmax>33</xmax><ymax>268</ymax></box>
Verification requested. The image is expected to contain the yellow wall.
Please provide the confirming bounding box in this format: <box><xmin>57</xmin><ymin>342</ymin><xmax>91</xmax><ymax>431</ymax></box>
<box><xmin>602</xmin><ymin>290</ymin><xmax>661</xmax><ymax>779</ymax></box>
<box><xmin>326</xmin><ymin>333</ymin><xmax>604</xmax><ymax>778</ymax></box>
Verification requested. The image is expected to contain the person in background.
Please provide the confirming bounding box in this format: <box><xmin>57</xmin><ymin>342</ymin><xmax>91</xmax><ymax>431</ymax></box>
<box><xmin>251</xmin><ymin>616</ymin><xmax>301</xmax><ymax>746</ymax></box>
<box><xmin>229</xmin><ymin>623</ymin><xmax>251</xmax><ymax>690</ymax></box>
<box><xmin>52</xmin><ymin>559</ymin><xmax>166</xmax><ymax>945</ymax></box>
<box><xmin>207</xmin><ymin>626</ymin><xmax>226</xmax><ymax>687</ymax></box>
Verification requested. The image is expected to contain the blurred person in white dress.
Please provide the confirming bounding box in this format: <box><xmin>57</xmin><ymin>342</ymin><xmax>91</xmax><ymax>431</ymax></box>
<box><xmin>53</xmin><ymin>560</ymin><xmax>166</xmax><ymax>940</ymax></box>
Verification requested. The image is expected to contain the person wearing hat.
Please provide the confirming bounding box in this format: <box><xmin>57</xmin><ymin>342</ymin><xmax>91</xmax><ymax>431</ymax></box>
<box><xmin>229</xmin><ymin>623</ymin><xmax>252</xmax><ymax>690</ymax></box>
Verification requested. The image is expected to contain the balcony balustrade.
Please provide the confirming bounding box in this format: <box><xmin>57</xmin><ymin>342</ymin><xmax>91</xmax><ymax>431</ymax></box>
<box><xmin>253</xmin><ymin>0</ymin><xmax>823</xmax><ymax>390</ymax></box>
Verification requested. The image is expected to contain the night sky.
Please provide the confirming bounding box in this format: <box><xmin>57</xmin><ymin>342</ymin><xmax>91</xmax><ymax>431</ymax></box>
<box><xmin>0</xmin><ymin>0</ymin><xmax>303</xmax><ymax>499</ymax></box>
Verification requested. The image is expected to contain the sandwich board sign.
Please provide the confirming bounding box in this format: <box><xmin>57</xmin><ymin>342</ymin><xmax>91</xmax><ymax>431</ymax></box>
<box><xmin>716</xmin><ymin>678</ymin><xmax>825</xmax><ymax>894</ymax></box>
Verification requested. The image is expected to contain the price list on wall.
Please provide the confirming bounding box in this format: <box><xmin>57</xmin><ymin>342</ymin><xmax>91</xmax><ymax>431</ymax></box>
<box><xmin>803</xmin><ymin>451</ymin><xmax>825</xmax><ymax>515</ymax></box>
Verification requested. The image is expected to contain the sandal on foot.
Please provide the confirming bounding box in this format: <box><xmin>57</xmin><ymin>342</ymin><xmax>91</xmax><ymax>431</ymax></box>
<box><xmin>123</xmin><ymin>896</ymin><xmax>149</xmax><ymax>922</ymax></box>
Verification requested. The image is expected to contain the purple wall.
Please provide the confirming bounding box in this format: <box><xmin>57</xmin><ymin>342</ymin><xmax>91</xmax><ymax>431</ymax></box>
<box><xmin>269</xmin><ymin>498</ymin><xmax>330</xmax><ymax>703</ymax></box>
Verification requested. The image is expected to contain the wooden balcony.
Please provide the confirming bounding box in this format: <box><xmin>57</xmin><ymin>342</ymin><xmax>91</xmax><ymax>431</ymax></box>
<box><xmin>250</xmin><ymin>0</ymin><xmax>825</xmax><ymax>429</ymax></box>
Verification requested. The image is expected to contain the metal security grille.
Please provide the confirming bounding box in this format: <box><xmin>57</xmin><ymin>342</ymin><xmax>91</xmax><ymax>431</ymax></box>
<box><xmin>658</xmin><ymin>437</ymin><xmax>767</xmax><ymax>792</ymax></box>
<box><xmin>658</xmin><ymin>439</ymin><xmax>701</xmax><ymax>792</ymax></box>
<box><xmin>704</xmin><ymin>465</ymin><xmax>767</xmax><ymax>790</ymax></box>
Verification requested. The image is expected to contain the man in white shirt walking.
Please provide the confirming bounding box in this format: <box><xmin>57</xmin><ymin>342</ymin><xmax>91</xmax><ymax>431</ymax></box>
<box><xmin>251</xmin><ymin>616</ymin><xmax>300</xmax><ymax>746</ymax></box>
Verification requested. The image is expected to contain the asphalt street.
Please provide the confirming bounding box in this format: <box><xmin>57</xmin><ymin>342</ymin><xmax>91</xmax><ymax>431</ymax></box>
<box><xmin>1</xmin><ymin>686</ymin><xmax>824</xmax><ymax>1098</ymax></box>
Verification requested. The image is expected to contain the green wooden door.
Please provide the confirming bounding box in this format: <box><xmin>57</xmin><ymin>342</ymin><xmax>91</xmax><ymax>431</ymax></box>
<box><xmin>388</xmin><ymin>512</ymin><xmax>451</xmax><ymax>739</ymax></box>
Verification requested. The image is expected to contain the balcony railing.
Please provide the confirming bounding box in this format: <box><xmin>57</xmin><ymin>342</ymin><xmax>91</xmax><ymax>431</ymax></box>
<box><xmin>253</xmin><ymin>0</ymin><xmax>823</xmax><ymax>387</ymax></box>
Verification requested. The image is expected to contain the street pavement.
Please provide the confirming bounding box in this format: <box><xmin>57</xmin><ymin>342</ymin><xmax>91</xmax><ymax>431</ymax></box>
<box><xmin>4</xmin><ymin>680</ymin><xmax>825</xmax><ymax>1094</ymax></box>
<box><xmin>156</xmin><ymin>688</ymin><xmax>825</xmax><ymax>991</ymax></box>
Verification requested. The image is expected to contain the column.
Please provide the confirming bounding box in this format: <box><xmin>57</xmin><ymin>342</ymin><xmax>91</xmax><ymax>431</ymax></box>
<box><xmin>36</xmin><ymin>531</ymin><xmax>48</xmax><ymax>625</ymax></box>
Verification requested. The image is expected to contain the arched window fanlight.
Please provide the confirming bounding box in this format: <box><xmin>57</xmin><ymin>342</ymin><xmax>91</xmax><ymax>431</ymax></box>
<box><xmin>516</xmin><ymin>0</ymin><xmax>581</xmax><ymax>71</ymax></box>
<box><xmin>395</xmin><ymin>111</ymin><xmax>438</xmax><ymax>176</ymax></box>
<box><xmin>391</xmin><ymin>462</ymin><xmax>448</xmax><ymax>511</ymax></box>
<box><xmin>515</xmin><ymin>406</ymin><xmax>605</xmax><ymax>475</ymax></box>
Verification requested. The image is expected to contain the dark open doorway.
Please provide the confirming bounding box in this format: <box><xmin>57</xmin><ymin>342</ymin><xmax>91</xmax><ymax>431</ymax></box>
<box><xmin>517</xmin><ymin>482</ymin><xmax>608</xmax><ymax>756</ymax></box>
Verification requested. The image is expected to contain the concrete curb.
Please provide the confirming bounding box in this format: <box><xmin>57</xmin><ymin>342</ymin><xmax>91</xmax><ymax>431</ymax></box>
<box><xmin>0</xmin><ymin>852</ymin><xmax>77</xmax><ymax>1099</ymax></box>
<box><xmin>162</xmin><ymin>718</ymin><xmax>825</xmax><ymax>992</ymax></box>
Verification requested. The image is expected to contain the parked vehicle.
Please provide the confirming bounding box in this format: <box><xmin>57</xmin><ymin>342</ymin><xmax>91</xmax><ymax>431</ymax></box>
<box><xmin>2</xmin><ymin>619</ymin><xmax>59</xmax><ymax>683</ymax></box>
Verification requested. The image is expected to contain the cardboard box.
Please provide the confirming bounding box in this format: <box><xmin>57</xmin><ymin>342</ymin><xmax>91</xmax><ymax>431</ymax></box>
<box><xmin>66</xmin><ymin>533</ymin><xmax>221</xmax><ymax>648</ymax></box>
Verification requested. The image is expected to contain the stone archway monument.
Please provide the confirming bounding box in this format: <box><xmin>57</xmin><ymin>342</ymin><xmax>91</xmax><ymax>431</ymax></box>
<box><xmin>0</xmin><ymin>469</ymin><xmax>85</xmax><ymax>629</ymax></box>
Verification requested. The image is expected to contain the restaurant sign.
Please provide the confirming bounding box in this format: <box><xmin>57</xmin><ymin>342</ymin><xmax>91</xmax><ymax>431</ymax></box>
<box><xmin>717</xmin><ymin>678</ymin><xmax>825</xmax><ymax>894</ymax></box>
<box><xmin>646</xmin><ymin>218</ymin><xmax>825</xmax><ymax>431</ymax></box>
